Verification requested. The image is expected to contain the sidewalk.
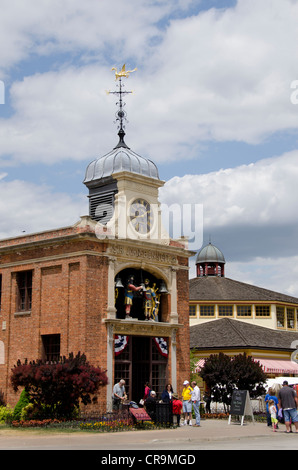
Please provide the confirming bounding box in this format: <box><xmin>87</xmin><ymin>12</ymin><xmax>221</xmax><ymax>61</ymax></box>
<box><xmin>116</xmin><ymin>418</ymin><xmax>273</xmax><ymax>445</ymax></box>
<box><xmin>0</xmin><ymin>418</ymin><xmax>285</xmax><ymax>450</ymax></box>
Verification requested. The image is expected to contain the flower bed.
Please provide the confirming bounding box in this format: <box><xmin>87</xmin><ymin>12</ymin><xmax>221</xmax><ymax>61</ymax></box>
<box><xmin>80</xmin><ymin>418</ymin><xmax>134</xmax><ymax>432</ymax></box>
<box><xmin>9</xmin><ymin>416</ymin><xmax>157</xmax><ymax>432</ymax></box>
<box><xmin>11</xmin><ymin>419</ymin><xmax>62</xmax><ymax>427</ymax></box>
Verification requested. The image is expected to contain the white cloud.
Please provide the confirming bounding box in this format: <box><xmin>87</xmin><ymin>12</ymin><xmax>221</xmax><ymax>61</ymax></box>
<box><xmin>0</xmin><ymin>0</ymin><xmax>193</xmax><ymax>73</ymax></box>
<box><xmin>0</xmin><ymin>176</ymin><xmax>87</xmax><ymax>239</ymax></box>
<box><xmin>133</xmin><ymin>0</ymin><xmax>298</xmax><ymax>153</ymax></box>
<box><xmin>1</xmin><ymin>0</ymin><xmax>298</xmax><ymax>166</ymax></box>
<box><xmin>161</xmin><ymin>150</ymin><xmax>298</xmax><ymax>231</ymax></box>
<box><xmin>0</xmin><ymin>65</ymin><xmax>113</xmax><ymax>164</ymax></box>
<box><xmin>160</xmin><ymin>149</ymin><xmax>298</xmax><ymax>292</ymax></box>
<box><xmin>227</xmin><ymin>257</ymin><xmax>298</xmax><ymax>298</ymax></box>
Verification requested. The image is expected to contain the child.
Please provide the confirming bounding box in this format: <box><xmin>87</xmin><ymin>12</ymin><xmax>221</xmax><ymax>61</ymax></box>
<box><xmin>172</xmin><ymin>393</ymin><xmax>183</xmax><ymax>426</ymax></box>
<box><xmin>268</xmin><ymin>399</ymin><xmax>278</xmax><ymax>432</ymax></box>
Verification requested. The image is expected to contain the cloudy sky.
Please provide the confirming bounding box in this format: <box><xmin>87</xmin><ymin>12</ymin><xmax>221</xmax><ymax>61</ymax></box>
<box><xmin>1</xmin><ymin>0</ymin><xmax>298</xmax><ymax>295</ymax></box>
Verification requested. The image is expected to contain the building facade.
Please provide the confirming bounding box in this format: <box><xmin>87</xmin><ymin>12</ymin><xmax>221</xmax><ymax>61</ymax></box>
<box><xmin>0</xmin><ymin>73</ymin><xmax>192</xmax><ymax>408</ymax></box>
<box><xmin>189</xmin><ymin>242</ymin><xmax>298</xmax><ymax>379</ymax></box>
<box><xmin>190</xmin><ymin>242</ymin><xmax>298</xmax><ymax>332</ymax></box>
<box><xmin>190</xmin><ymin>317</ymin><xmax>298</xmax><ymax>378</ymax></box>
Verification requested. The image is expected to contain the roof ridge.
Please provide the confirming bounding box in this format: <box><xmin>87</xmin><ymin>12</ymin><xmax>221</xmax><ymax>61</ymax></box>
<box><xmin>225</xmin><ymin>277</ymin><xmax>297</xmax><ymax>301</ymax></box>
<box><xmin>225</xmin><ymin>318</ymin><xmax>249</xmax><ymax>346</ymax></box>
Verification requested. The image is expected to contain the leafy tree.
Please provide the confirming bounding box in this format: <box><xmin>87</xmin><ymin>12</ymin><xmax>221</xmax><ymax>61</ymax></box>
<box><xmin>199</xmin><ymin>353</ymin><xmax>266</xmax><ymax>412</ymax></box>
<box><xmin>11</xmin><ymin>352</ymin><xmax>108</xmax><ymax>419</ymax></box>
<box><xmin>199</xmin><ymin>353</ymin><xmax>234</xmax><ymax>411</ymax></box>
<box><xmin>232</xmin><ymin>353</ymin><xmax>267</xmax><ymax>398</ymax></box>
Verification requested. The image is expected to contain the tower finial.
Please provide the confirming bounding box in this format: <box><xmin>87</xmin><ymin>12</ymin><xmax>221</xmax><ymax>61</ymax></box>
<box><xmin>107</xmin><ymin>64</ymin><xmax>137</xmax><ymax>149</ymax></box>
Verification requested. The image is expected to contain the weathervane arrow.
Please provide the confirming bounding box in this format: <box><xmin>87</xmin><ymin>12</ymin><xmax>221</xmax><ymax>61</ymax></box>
<box><xmin>106</xmin><ymin>64</ymin><xmax>137</xmax><ymax>149</ymax></box>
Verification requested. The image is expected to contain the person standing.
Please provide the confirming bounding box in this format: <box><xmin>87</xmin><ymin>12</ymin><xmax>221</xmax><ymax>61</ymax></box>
<box><xmin>112</xmin><ymin>379</ymin><xmax>127</xmax><ymax>410</ymax></box>
<box><xmin>265</xmin><ymin>387</ymin><xmax>279</xmax><ymax>428</ymax></box>
<box><xmin>278</xmin><ymin>380</ymin><xmax>298</xmax><ymax>433</ymax></box>
<box><xmin>144</xmin><ymin>381</ymin><xmax>151</xmax><ymax>400</ymax></box>
<box><xmin>161</xmin><ymin>384</ymin><xmax>173</xmax><ymax>403</ymax></box>
<box><xmin>191</xmin><ymin>381</ymin><xmax>201</xmax><ymax>427</ymax></box>
<box><xmin>181</xmin><ymin>380</ymin><xmax>193</xmax><ymax>425</ymax></box>
<box><xmin>268</xmin><ymin>399</ymin><xmax>278</xmax><ymax>432</ymax></box>
<box><xmin>172</xmin><ymin>393</ymin><xmax>183</xmax><ymax>426</ymax></box>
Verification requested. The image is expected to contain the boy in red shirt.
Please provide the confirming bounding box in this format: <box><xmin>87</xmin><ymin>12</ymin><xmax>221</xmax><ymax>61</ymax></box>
<box><xmin>172</xmin><ymin>393</ymin><xmax>182</xmax><ymax>426</ymax></box>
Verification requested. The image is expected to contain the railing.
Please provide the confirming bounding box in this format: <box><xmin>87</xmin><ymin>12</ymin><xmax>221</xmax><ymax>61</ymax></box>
<box><xmin>81</xmin><ymin>401</ymin><xmax>173</xmax><ymax>426</ymax></box>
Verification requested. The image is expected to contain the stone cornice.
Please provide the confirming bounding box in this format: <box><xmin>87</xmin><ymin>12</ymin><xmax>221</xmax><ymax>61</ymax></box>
<box><xmin>104</xmin><ymin>318</ymin><xmax>183</xmax><ymax>337</ymax></box>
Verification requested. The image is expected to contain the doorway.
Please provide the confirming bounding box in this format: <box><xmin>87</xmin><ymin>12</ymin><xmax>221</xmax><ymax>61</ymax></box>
<box><xmin>114</xmin><ymin>336</ymin><xmax>168</xmax><ymax>403</ymax></box>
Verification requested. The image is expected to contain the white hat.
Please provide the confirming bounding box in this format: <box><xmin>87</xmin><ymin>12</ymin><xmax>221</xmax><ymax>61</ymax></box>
<box><xmin>183</xmin><ymin>380</ymin><xmax>189</xmax><ymax>385</ymax></box>
<box><xmin>151</xmin><ymin>390</ymin><xmax>156</xmax><ymax>395</ymax></box>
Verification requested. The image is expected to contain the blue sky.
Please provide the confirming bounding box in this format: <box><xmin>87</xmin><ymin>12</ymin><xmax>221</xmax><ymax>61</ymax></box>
<box><xmin>1</xmin><ymin>0</ymin><xmax>298</xmax><ymax>296</ymax></box>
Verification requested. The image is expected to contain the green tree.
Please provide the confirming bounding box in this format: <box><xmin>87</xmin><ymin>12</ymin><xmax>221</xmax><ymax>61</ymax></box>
<box><xmin>13</xmin><ymin>389</ymin><xmax>30</xmax><ymax>420</ymax></box>
<box><xmin>11</xmin><ymin>352</ymin><xmax>108</xmax><ymax>419</ymax></box>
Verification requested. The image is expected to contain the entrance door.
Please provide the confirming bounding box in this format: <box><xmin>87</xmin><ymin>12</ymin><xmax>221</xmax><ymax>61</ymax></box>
<box><xmin>132</xmin><ymin>336</ymin><xmax>150</xmax><ymax>403</ymax></box>
<box><xmin>114</xmin><ymin>336</ymin><xmax>168</xmax><ymax>403</ymax></box>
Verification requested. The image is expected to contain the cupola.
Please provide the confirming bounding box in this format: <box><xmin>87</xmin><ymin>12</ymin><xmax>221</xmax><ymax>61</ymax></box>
<box><xmin>196</xmin><ymin>242</ymin><xmax>225</xmax><ymax>277</ymax></box>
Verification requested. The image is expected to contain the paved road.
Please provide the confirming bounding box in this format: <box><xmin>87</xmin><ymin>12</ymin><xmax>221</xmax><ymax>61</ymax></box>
<box><xmin>0</xmin><ymin>419</ymin><xmax>297</xmax><ymax>451</ymax></box>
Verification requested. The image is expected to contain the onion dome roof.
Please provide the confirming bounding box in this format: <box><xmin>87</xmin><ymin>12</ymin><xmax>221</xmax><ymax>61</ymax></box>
<box><xmin>84</xmin><ymin>145</ymin><xmax>159</xmax><ymax>184</ymax></box>
<box><xmin>196</xmin><ymin>242</ymin><xmax>225</xmax><ymax>264</ymax></box>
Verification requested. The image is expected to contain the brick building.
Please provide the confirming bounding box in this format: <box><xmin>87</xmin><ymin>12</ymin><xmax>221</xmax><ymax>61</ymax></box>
<box><xmin>0</xmin><ymin>75</ymin><xmax>192</xmax><ymax>409</ymax></box>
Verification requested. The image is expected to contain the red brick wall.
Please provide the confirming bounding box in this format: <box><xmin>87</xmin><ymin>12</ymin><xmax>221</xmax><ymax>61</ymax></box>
<box><xmin>0</xmin><ymin>234</ymin><xmax>109</xmax><ymax>407</ymax></box>
<box><xmin>176</xmin><ymin>267</ymin><xmax>190</xmax><ymax>390</ymax></box>
<box><xmin>0</xmin><ymin>228</ymin><xmax>190</xmax><ymax>410</ymax></box>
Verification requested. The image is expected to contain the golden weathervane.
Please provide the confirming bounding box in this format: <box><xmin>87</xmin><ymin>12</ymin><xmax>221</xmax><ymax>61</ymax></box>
<box><xmin>111</xmin><ymin>64</ymin><xmax>137</xmax><ymax>80</ymax></box>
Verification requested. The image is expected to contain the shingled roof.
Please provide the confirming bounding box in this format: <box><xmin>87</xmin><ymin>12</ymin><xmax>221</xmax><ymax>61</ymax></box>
<box><xmin>190</xmin><ymin>318</ymin><xmax>298</xmax><ymax>351</ymax></box>
<box><xmin>189</xmin><ymin>276</ymin><xmax>298</xmax><ymax>304</ymax></box>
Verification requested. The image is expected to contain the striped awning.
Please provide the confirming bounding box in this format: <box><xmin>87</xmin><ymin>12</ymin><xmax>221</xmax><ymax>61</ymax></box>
<box><xmin>254</xmin><ymin>358</ymin><xmax>298</xmax><ymax>375</ymax></box>
<box><xmin>194</xmin><ymin>359</ymin><xmax>205</xmax><ymax>372</ymax></box>
<box><xmin>195</xmin><ymin>358</ymin><xmax>298</xmax><ymax>375</ymax></box>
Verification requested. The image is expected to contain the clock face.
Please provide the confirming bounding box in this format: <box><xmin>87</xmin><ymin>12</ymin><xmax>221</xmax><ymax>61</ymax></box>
<box><xmin>129</xmin><ymin>198</ymin><xmax>153</xmax><ymax>234</ymax></box>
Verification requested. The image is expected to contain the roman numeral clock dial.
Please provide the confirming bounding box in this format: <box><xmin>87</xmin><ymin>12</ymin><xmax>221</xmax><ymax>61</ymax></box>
<box><xmin>129</xmin><ymin>199</ymin><xmax>153</xmax><ymax>234</ymax></box>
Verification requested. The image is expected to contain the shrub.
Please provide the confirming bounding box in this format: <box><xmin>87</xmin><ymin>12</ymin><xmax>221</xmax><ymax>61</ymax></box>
<box><xmin>11</xmin><ymin>352</ymin><xmax>108</xmax><ymax>419</ymax></box>
<box><xmin>13</xmin><ymin>389</ymin><xmax>31</xmax><ymax>421</ymax></box>
<box><xmin>0</xmin><ymin>405</ymin><xmax>14</xmax><ymax>424</ymax></box>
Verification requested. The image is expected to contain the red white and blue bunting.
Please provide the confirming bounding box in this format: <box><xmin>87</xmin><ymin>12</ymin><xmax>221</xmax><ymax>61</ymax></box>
<box><xmin>114</xmin><ymin>335</ymin><xmax>168</xmax><ymax>358</ymax></box>
<box><xmin>154</xmin><ymin>337</ymin><xmax>168</xmax><ymax>358</ymax></box>
<box><xmin>114</xmin><ymin>335</ymin><xmax>129</xmax><ymax>356</ymax></box>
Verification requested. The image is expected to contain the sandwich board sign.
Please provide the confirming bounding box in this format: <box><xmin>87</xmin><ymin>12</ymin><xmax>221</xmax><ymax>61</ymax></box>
<box><xmin>228</xmin><ymin>390</ymin><xmax>254</xmax><ymax>426</ymax></box>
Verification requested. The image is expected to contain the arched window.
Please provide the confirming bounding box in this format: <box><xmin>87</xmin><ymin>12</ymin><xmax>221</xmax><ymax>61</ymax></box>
<box><xmin>115</xmin><ymin>268</ymin><xmax>167</xmax><ymax>321</ymax></box>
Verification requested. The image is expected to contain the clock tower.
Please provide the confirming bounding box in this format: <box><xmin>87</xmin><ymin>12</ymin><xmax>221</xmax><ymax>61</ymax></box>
<box><xmin>83</xmin><ymin>66</ymin><xmax>192</xmax><ymax>405</ymax></box>
<box><xmin>83</xmin><ymin>71</ymin><xmax>167</xmax><ymax>244</ymax></box>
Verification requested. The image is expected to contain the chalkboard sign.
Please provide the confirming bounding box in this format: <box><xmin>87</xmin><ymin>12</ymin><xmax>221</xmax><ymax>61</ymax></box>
<box><xmin>230</xmin><ymin>390</ymin><xmax>247</xmax><ymax>416</ymax></box>
<box><xmin>228</xmin><ymin>390</ymin><xmax>254</xmax><ymax>425</ymax></box>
